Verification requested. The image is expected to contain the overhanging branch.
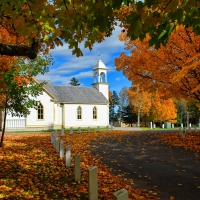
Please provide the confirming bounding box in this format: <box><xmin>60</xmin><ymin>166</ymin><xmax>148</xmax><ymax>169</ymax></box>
<box><xmin>0</xmin><ymin>40</ymin><xmax>38</xmax><ymax>59</ymax></box>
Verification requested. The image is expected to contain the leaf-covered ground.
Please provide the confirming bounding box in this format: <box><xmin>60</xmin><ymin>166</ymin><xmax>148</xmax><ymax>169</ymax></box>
<box><xmin>0</xmin><ymin>131</ymin><xmax>155</xmax><ymax>200</ymax></box>
<box><xmin>158</xmin><ymin>131</ymin><xmax>200</xmax><ymax>152</ymax></box>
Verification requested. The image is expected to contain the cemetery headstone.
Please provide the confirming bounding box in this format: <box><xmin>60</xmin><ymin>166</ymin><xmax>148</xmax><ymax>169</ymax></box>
<box><xmin>53</xmin><ymin>135</ymin><xmax>56</xmax><ymax>148</ymax></box>
<box><xmin>88</xmin><ymin>166</ymin><xmax>98</xmax><ymax>200</ymax></box>
<box><xmin>56</xmin><ymin>137</ymin><xmax>60</xmax><ymax>152</ymax></box>
<box><xmin>113</xmin><ymin>188</ymin><xmax>128</xmax><ymax>200</ymax></box>
<box><xmin>61</xmin><ymin>128</ymin><xmax>65</xmax><ymax>137</ymax></box>
<box><xmin>66</xmin><ymin>145</ymin><xmax>71</xmax><ymax>167</ymax></box>
<box><xmin>181</xmin><ymin>123</ymin><xmax>183</xmax><ymax>128</ymax></box>
<box><xmin>60</xmin><ymin>141</ymin><xmax>64</xmax><ymax>158</ymax></box>
<box><xmin>88</xmin><ymin>127</ymin><xmax>90</xmax><ymax>133</ymax></box>
<box><xmin>106</xmin><ymin>125</ymin><xmax>109</xmax><ymax>130</ymax></box>
<box><xmin>74</xmin><ymin>154</ymin><xmax>81</xmax><ymax>181</ymax></box>
<box><xmin>172</xmin><ymin>124</ymin><xmax>174</xmax><ymax>128</ymax></box>
<box><xmin>162</xmin><ymin>124</ymin><xmax>164</xmax><ymax>129</ymax></box>
<box><xmin>97</xmin><ymin>126</ymin><xmax>100</xmax><ymax>132</ymax></box>
<box><xmin>51</xmin><ymin>131</ymin><xmax>54</xmax><ymax>143</ymax></box>
<box><xmin>70</xmin><ymin>127</ymin><xmax>73</xmax><ymax>135</ymax></box>
<box><xmin>78</xmin><ymin>127</ymin><xmax>81</xmax><ymax>133</ymax></box>
<box><xmin>55</xmin><ymin>129</ymin><xmax>58</xmax><ymax>137</ymax></box>
<box><xmin>150</xmin><ymin>122</ymin><xmax>152</xmax><ymax>129</ymax></box>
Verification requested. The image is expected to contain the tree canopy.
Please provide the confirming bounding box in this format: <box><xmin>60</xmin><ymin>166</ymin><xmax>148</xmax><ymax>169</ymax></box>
<box><xmin>69</xmin><ymin>77</ymin><xmax>81</xmax><ymax>86</ymax></box>
<box><xmin>1</xmin><ymin>0</ymin><xmax>200</xmax><ymax>59</ymax></box>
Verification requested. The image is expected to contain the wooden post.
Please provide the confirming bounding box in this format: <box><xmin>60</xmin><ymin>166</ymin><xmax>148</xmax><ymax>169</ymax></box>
<box><xmin>65</xmin><ymin>145</ymin><xmax>71</xmax><ymax>167</ymax></box>
<box><xmin>88</xmin><ymin>166</ymin><xmax>98</xmax><ymax>200</ymax></box>
<box><xmin>56</xmin><ymin>137</ymin><xmax>60</xmax><ymax>152</ymax></box>
<box><xmin>70</xmin><ymin>127</ymin><xmax>73</xmax><ymax>135</ymax></box>
<box><xmin>74</xmin><ymin>154</ymin><xmax>81</xmax><ymax>181</ymax></box>
<box><xmin>60</xmin><ymin>141</ymin><xmax>64</xmax><ymax>158</ymax></box>
<box><xmin>61</xmin><ymin>128</ymin><xmax>65</xmax><ymax>137</ymax></box>
<box><xmin>113</xmin><ymin>188</ymin><xmax>128</xmax><ymax>200</ymax></box>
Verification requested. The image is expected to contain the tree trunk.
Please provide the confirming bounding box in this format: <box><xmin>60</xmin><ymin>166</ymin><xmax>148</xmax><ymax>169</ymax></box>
<box><xmin>0</xmin><ymin>108</ymin><xmax>7</xmax><ymax>147</ymax></box>
<box><xmin>0</xmin><ymin>40</ymin><xmax>38</xmax><ymax>59</ymax></box>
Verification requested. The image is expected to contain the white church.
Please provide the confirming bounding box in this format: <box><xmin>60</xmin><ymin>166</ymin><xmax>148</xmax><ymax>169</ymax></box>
<box><xmin>5</xmin><ymin>60</ymin><xmax>109</xmax><ymax>130</ymax></box>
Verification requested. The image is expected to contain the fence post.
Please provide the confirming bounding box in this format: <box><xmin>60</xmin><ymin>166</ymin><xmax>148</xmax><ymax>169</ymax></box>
<box><xmin>113</xmin><ymin>188</ymin><xmax>128</xmax><ymax>200</ymax></box>
<box><xmin>88</xmin><ymin>166</ymin><xmax>98</xmax><ymax>200</ymax></box>
<box><xmin>74</xmin><ymin>154</ymin><xmax>81</xmax><ymax>181</ymax></box>
<box><xmin>65</xmin><ymin>145</ymin><xmax>71</xmax><ymax>167</ymax></box>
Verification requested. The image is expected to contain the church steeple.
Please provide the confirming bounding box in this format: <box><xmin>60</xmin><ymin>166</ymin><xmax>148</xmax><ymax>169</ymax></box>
<box><xmin>92</xmin><ymin>60</ymin><xmax>109</xmax><ymax>100</ymax></box>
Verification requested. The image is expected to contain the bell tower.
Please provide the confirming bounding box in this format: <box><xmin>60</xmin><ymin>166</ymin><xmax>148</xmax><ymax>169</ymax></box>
<box><xmin>92</xmin><ymin>60</ymin><xmax>109</xmax><ymax>100</ymax></box>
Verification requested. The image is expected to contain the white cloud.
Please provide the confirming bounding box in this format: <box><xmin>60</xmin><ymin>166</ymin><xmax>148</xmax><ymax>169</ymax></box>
<box><xmin>115</xmin><ymin>77</ymin><xmax>121</xmax><ymax>81</ymax></box>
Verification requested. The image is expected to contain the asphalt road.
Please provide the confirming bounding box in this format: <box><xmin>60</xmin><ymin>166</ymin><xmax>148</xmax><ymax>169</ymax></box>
<box><xmin>90</xmin><ymin>132</ymin><xmax>200</xmax><ymax>200</ymax></box>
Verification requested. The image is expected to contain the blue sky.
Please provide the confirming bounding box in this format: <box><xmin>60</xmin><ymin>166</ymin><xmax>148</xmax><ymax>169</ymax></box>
<box><xmin>37</xmin><ymin>26</ymin><xmax>132</xmax><ymax>94</ymax></box>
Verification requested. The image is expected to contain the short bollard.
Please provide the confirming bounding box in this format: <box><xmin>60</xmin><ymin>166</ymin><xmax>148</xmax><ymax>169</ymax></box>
<box><xmin>113</xmin><ymin>188</ymin><xmax>128</xmax><ymax>200</ymax></box>
<box><xmin>88</xmin><ymin>126</ymin><xmax>90</xmax><ymax>133</ymax></box>
<box><xmin>88</xmin><ymin>166</ymin><xmax>98</xmax><ymax>200</ymax></box>
<box><xmin>60</xmin><ymin>141</ymin><xmax>64</xmax><ymax>158</ymax></box>
<box><xmin>78</xmin><ymin>127</ymin><xmax>81</xmax><ymax>133</ymax></box>
<box><xmin>97</xmin><ymin>126</ymin><xmax>100</xmax><ymax>132</ymax></box>
<box><xmin>74</xmin><ymin>154</ymin><xmax>81</xmax><ymax>181</ymax></box>
<box><xmin>70</xmin><ymin>127</ymin><xmax>73</xmax><ymax>135</ymax></box>
<box><xmin>61</xmin><ymin>129</ymin><xmax>65</xmax><ymax>137</ymax></box>
<box><xmin>56</xmin><ymin>137</ymin><xmax>60</xmax><ymax>152</ymax></box>
<box><xmin>66</xmin><ymin>145</ymin><xmax>71</xmax><ymax>167</ymax></box>
<box><xmin>51</xmin><ymin>131</ymin><xmax>54</xmax><ymax>143</ymax></box>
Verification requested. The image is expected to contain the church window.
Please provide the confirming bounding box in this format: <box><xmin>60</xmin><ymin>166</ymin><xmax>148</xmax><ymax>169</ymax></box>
<box><xmin>93</xmin><ymin>107</ymin><xmax>97</xmax><ymax>119</ymax></box>
<box><xmin>77</xmin><ymin>106</ymin><xmax>82</xmax><ymax>119</ymax></box>
<box><xmin>37</xmin><ymin>103</ymin><xmax>44</xmax><ymax>120</ymax></box>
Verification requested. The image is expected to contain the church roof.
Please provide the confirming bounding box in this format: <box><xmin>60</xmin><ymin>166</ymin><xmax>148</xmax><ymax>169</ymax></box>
<box><xmin>37</xmin><ymin>80</ymin><xmax>109</xmax><ymax>104</ymax></box>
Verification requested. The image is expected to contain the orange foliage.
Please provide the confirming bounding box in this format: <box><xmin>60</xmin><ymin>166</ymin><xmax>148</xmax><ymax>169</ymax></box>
<box><xmin>115</xmin><ymin>25</ymin><xmax>200</xmax><ymax>101</ymax></box>
<box><xmin>0</xmin><ymin>131</ymin><xmax>156</xmax><ymax>199</ymax></box>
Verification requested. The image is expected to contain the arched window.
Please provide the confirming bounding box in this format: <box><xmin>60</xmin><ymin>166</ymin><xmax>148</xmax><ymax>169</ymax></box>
<box><xmin>100</xmin><ymin>72</ymin><xmax>106</xmax><ymax>82</ymax></box>
<box><xmin>93</xmin><ymin>106</ymin><xmax>97</xmax><ymax>119</ymax></box>
<box><xmin>77</xmin><ymin>106</ymin><xmax>82</xmax><ymax>119</ymax></box>
<box><xmin>37</xmin><ymin>103</ymin><xmax>44</xmax><ymax>119</ymax></box>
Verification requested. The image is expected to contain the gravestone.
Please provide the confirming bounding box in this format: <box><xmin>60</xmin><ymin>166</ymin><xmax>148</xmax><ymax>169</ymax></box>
<box><xmin>162</xmin><ymin>124</ymin><xmax>164</xmax><ymax>129</ymax></box>
<box><xmin>106</xmin><ymin>125</ymin><xmax>109</xmax><ymax>130</ymax></box>
<box><xmin>97</xmin><ymin>126</ymin><xmax>100</xmax><ymax>132</ymax></box>
<box><xmin>153</xmin><ymin>124</ymin><xmax>156</xmax><ymax>129</ymax></box>
<box><xmin>88</xmin><ymin>166</ymin><xmax>98</xmax><ymax>200</ymax></box>
<box><xmin>78</xmin><ymin>127</ymin><xmax>81</xmax><ymax>133</ymax></box>
<box><xmin>181</xmin><ymin>123</ymin><xmax>183</xmax><ymax>128</ymax></box>
<box><xmin>172</xmin><ymin>124</ymin><xmax>174</xmax><ymax>128</ymax></box>
<box><xmin>113</xmin><ymin>188</ymin><xmax>128</xmax><ymax>200</ymax></box>
<box><xmin>65</xmin><ymin>145</ymin><xmax>71</xmax><ymax>167</ymax></box>
<box><xmin>70</xmin><ymin>127</ymin><xmax>73</xmax><ymax>135</ymax></box>
<box><xmin>56</xmin><ymin>137</ymin><xmax>60</xmax><ymax>152</ymax></box>
<box><xmin>53</xmin><ymin>135</ymin><xmax>56</xmax><ymax>148</ymax></box>
<box><xmin>88</xmin><ymin>127</ymin><xmax>90</xmax><ymax>133</ymax></box>
<box><xmin>55</xmin><ymin>130</ymin><xmax>58</xmax><ymax>137</ymax></box>
<box><xmin>74</xmin><ymin>154</ymin><xmax>81</xmax><ymax>181</ymax></box>
<box><xmin>61</xmin><ymin>129</ymin><xmax>65</xmax><ymax>137</ymax></box>
<box><xmin>51</xmin><ymin>131</ymin><xmax>54</xmax><ymax>143</ymax></box>
<box><xmin>60</xmin><ymin>141</ymin><xmax>64</xmax><ymax>158</ymax></box>
<box><xmin>150</xmin><ymin>122</ymin><xmax>152</xmax><ymax>129</ymax></box>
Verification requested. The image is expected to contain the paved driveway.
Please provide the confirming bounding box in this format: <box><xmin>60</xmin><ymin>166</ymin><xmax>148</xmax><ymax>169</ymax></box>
<box><xmin>90</xmin><ymin>132</ymin><xmax>200</xmax><ymax>200</ymax></box>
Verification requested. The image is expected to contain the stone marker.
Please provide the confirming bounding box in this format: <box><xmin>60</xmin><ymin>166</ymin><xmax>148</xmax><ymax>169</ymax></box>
<box><xmin>162</xmin><ymin>124</ymin><xmax>164</xmax><ymax>129</ymax></box>
<box><xmin>150</xmin><ymin>122</ymin><xmax>152</xmax><ymax>129</ymax></box>
<box><xmin>113</xmin><ymin>188</ymin><xmax>128</xmax><ymax>200</ymax></box>
<box><xmin>51</xmin><ymin>131</ymin><xmax>54</xmax><ymax>143</ymax></box>
<box><xmin>106</xmin><ymin>125</ymin><xmax>109</xmax><ymax>130</ymax></box>
<box><xmin>65</xmin><ymin>145</ymin><xmax>71</xmax><ymax>167</ymax></box>
<box><xmin>61</xmin><ymin>129</ymin><xmax>65</xmax><ymax>137</ymax></box>
<box><xmin>88</xmin><ymin>166</ymin><xmax>98</xmax><ymax>200</ymax></box>
<box><xmin>78</xmin><ymin>127</ymin><xmax>81</xmax><ymax>133</ymax></box>
<box><xmin>181</xmin><ymin>123</ymin><xmax>183</xmax><ymax>128</ymax></box>
<box><xmin>56</xmin><ymin>137</ymin><xmax>60</xmax><ymax>152</ymax></box>
<box><xmin>74</xmin><ymin>154</ymin><xmax>81</xmax><ymax>181</ymax></box>
<box><xmin>172</xmin><ymin>124</ymin><xmax>174</xmax><ymax>128</ymax></box>
<box><xmin>60</xmin><ymin>141</ymin><xmax>64</xmax><ymax>158</ymax></box>
<box><xmin>88</xmin><ymin>127</ymin><xmax>90</xmax><ymax>133</ymax></box>
<box><xmin>188</xmin><ymin>126</ymin><xmax>191</xmax><ymax>133</ymax></box>
<box><xmin>153</xmin><ymin>124</ymin><xmax>156</xmax><ymax>129</ymax></box>
<box><xmin>97</xmin><ymin>126</ymin><xmax>100</xmax><ymax>132</ymax></box>
<box><xmin>55</xmin><ymin>129</ymin><xmax>58</xmax><ymax>137</ymax></box>
<box><xmin>70</xmin><ymin>127</ymin><xmax>73</xmax><ymax>135</ymax></box>
<box><xmin>53</xmin><ymin>135</ymin><xmax>56</xmax><ymax>148</ymax></box>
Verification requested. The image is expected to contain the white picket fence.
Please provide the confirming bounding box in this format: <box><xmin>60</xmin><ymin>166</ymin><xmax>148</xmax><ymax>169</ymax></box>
<box><xmin>5</xmin><ymin>119</ymin><xmax>26</xmax><ymax>128</ymax></box>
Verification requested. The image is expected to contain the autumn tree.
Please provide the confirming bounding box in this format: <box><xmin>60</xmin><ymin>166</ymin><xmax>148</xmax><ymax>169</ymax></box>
<box><xmin>0</xmin><ymin>54</ymin><xmax>52</xmax><ymax>147</ymax></box>
<box><xmin>1</xmin><ymin>1</ymin><xmax>200</xmax><ymax>59</ymax></box>
<box><xmin>115</xmin><ymin>25</ymin><xmax>200</xmax><ymax>101</ymax></box>
<box><xmin>69</xmin><ymin>77</ymin><xmax>81</xmax><ymax>86</ymax></box>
